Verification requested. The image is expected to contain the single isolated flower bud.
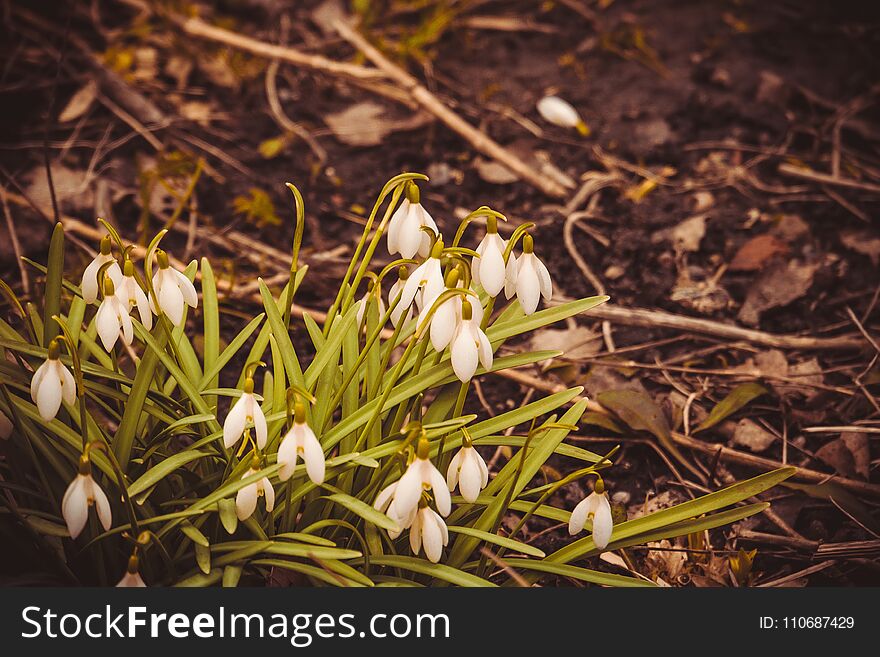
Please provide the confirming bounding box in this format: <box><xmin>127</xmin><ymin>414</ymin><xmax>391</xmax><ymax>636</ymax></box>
<box><xmin>568</xmin><ymin>477</ymin><xmax>613</xmax><ymax>550</ymax></box>
<box><xmin>95</xmin><ymin>276</ymin><xmax>134</xmax><ymax>351</ymax></box>
<box><xmin>223</xmin><ymin>378</ymin><xmax>268</xmax><ymax>450</ymax></box>
<box><xmin>387</xmin><ymin>181</ymin><xmax>439</xmax><ymax>259</ymax></box>
<box><xmin>505</xmin><ymin>234</ymin><xmax>552</xmax><ymax>315</ymax></box>
<box><xmin>30</xmin><ymin>338</ymin><xmax>76</xmax><ymax>421</ymax></box>
<box><xmin>537</xmin><ymin>95</ymin><xmax>589</xmax><ymax>136</ymax></box>
<box><xmin>62</xmin><ymin>454</ymin><xmax>112</xmax><ymax>539</ymax></box>
<box><xmin>277</xmin><ymin>400</ymin><xmax>325</xmax><ymax>484</ymax></box>
<box><xmin>149</xmin><ymin>249</ymin><xmax>198</xmax><ymax>327</ymax></box>
<box><xmin>472</xmin><ymin>216</ymin><xmax>507</xmax><ymax>297</ymax></box>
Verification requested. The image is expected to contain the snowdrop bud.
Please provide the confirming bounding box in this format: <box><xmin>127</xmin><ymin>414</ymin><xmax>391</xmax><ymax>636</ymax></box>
<box><xmin>0</xmin><ymin>410</ymin><xmax>12</xmax><ymax>439</ymax></box>
<box><xmin>389</xmin><ymin>266</ymin><xmax>415</xmax><ymax>327</ymax></box>
<box><xmin>95</xmin><ymin>277</ymin><xmax>134</xmax><ymax>351</ymax></box>
<box><xmin>505</xmin><ymin>234</ymin><xmax>552</xmax><ymax>315</ymax></box>
<box><xmin>235</xmin><ymin>464</ymin><xmax>275</xmax><ymax>521</ymax></box>
<box><xmin>223</xmin><ymin>378</ymin><xmax>268</xmax><ymax>450</ymax></box>
<box><xmin>387</xmin><ymin>181</ymin><xmax>439</xmax><ymax>259</ymax></box>
<box><xmin>473</xmin><ymin>216</ymin><xmax>508</xmax><ymax>297</ymax></box>
<box><xmin>62</xmin><ymin>455</ymin><xmax>112</xmax><ymax>539</ymax></box>
<box><xmin>409</xmin><ymin>501</ymin><xmax>449</xmax><ymax>563</ymax></box>
<box><xmin>30</xmin><ymin>338</ymin><xmax>76</xmax><ymax>421</ymax></box>
<box><xmin>116</xmin><ymin>555</ymin><xmax>146</xmax><ymax>587</ymax></box>
<box><xmin>81</xmin><ymin>235</ymin><xmax>123</xmax><ymax>304</ymax></box>
<box><xmin>568</xmin><ymin>478</ymin><xmax>613</xmax><ymax>550</ymax></box>
<box><xmin>392</xmin><ymin>437</ymin><xmax>451</xmax><ymax>521</ymax></box>
<box><xmin>537</xmin><ymin>96</ymin><xmax>589</xmax><ymax>136</ymax></box>
<box><xmin>117</xmin><ymin>259</ymin><xmax>153</xmax><ymax>330</ymax></box>
<box><xmin>449</xmin><ymin>299</ymin><xmax>493</xmax><ymax>382</ymax></box>
<box><xmin>277</xmin><ymin>401</ymin><xmax>325</xmax><ymax>484</ymax></box>
<box><xmin>149</xmin><ymin>249</ymin><xmax>198</xmax><ymax>327</ymax></box>
<box><xmin>446</xmin><ymin>438</ymin><xmax>489</xmax><ymax>503</ymax></box>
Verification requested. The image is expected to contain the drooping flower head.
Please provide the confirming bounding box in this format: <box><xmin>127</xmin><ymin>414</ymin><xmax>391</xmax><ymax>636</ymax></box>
<box><xmin>62</xmin><ymin>452</ymin><xmax>112</xmax><ymax>539</ymax></box>
<box><xmin>30</xmin><ymin>338</ymin><xmax>76</xmax><ymax>421</ymax></box>
<box><xmin>505</xmin><ymin>233</ymin><xmax>552</xmax><ymax>315</ymax></box>
<box><xmin>568</xmin><ymin>476</ymin><xmax>613</xmax><ymax>550</ymax></box>
<box><xmin>95</xmin><ymin>275</ymin><xmax>134</xmax><ymax>351</ymax></box>
<box><xmin>387</xmin><ymin>181</ymin><xmax>439</xmax><ymax>259</ymax></box>
<box><xmin>473</xmin><ymin>215</ymin><xmax>507</xmax><ymax>298</ymax></box>
<box><xmin>446</xmin><ymin>432</ymin><xmax>489</xmax><ymax>503</ymax></box>
<box><xmin>149</xmin><ymin>249</ymin><xmax>198</xmax><ymax>327</ymax></box>
<box><xmin>355</xmin><ymin>279</ymin><xmax>386</xmax><ymax>328</ymax></box>
<box><xmin>449</xmin><ymin>299</ymin><xmax>493</xmax><ymax>382</ymax></box>
<box><xmin>235</xmin><ymin>453</ymin><xmax>275</xmax><ymax>521</ymax></box>
<box><xmin>409</xmin><ymin>498</ymin><xmax>449</xmax><ymax>563</ymax></box>
<box><xmin>387</xmin><ymin>435</ymin><xmax>451</xmax><ymax>525</ymax></box>
<box><xmin>81</xmin><ymin>235</ymin><xmax>122</xmax><ymax>304</ymax></box>
<box><xmin>116</xmin><ymin>259</ymin><xmax>153</xmax><ymax>331</ymax></box>
<box><xmin>223</xmin><ymin>376</ymin><xmax>268</xmax><ymax>450</ymax></box>
<box><xmin>536</xmin><ymin>95</ymin><xmax>589</xmax><ymax>136</ymax></box>
<box><xmin>398</xmin><ymin>238</ymin><xmax>445</xmax><ymax>314</ymax></box>
<box><xmin>277</xmin><ymin>397</ymin><xmax>325</xmax><ymax>484</ymax></box>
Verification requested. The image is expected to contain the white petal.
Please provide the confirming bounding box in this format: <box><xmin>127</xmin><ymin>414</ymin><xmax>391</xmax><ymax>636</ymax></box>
<box><xmin>398</xmin><ymin>205</ymin><xmax>423</xmax><ymax>260</ymax></box>
<box><xmin>59</xmin><ymin>363</ymin><xmax>76</xmax><ymax>406</ymax></box>
<box><xmin>392</xmin><ymin>463</ymin><xmax>424</xmax><ymax>520</ymax></box>
<box><xmin>427</xmin><ymin>464</ymin><xmax>451</xmax><ymax>516</ymax></box>
<box><xmin>252</xmin><ymin>402</ymin><xmax>268</xmax><ymax>449</ymax></box>
<box><xmin>458</xmin><ymin>450</ymin><xmax>483</xmax><ymax>503</ymax></box>
<box><xmin>476</xmin><ymin>328</ymin><xmax>493</xmax><ymax>372</ymax></box>
<box><xmin>420</xmin><ymin>510</ymin><xmax>444</xmax><ymax>563</ymax></box>
<box><xmin>445</xmin><ymin>449</ymin><xmax>463</xmax><ymax>491</ymax></box>
<box><xmin>535</xmin><ymin>257</ymin><xmax>553</xmax><ymax>301</ymax></box>
<box><xmin>236</xmin><ymin>481</ymin><xmax>258</xmax><ymax>520</ymax></box>
<box><xmin>261</xmin><ymin>478</ymin><xmax>275</xmax><ymax>512</ymax></box>
<box><xmin>504</xmin><ymin>255</ymin><xmax>519</xmax><ymax>299</ymax></box>
<box><xmin>516</xmin><ymin>256</ymin><xmax>541</xmax><ymax>315</ymax></box>
<box><xmin>80</xmin><ymin>257</ymin><xmax>104</xmax><ymax>304</ymax></box>
<box><xmin>399</xmin><ymin>262</ymin><xmax>426</xmax><ymax>310</ymax></box>
<box><xmin>96</xmin><ymin>299</ymin><xmax>120</xmax><ymax>351</ymax></box>
<box><xmin>174</xmin><ymin>268</ymin><xmax>199</xmax><ymax>308</ymax></box>
<box><xmin>62</xmin><ymin>476</ymin><xmax>89</xmax><ymax>539</ymax></box>
<box><xmin>476</xmin><ymin>449</ymin><xmax>489</xmax><ymax>488</ymax></box>
<box><xmin>373</xmin><ymin>482</ymin><xmax>398</xmax><ymax>513</ymax></box>
<box><xmin>409</xmin><ymin>510</ymin><xmax>422</xmax><ymax>555</ymax></box>
<box><xmin>35</xmin><ymin>365</ymin><xmax>63</xmax><ymax>421</ymax></box>
<box><xmin>117</xmin><ymin>572</ymin><xmax>146</xmax><ymax>587</ymax></box>
<box><xmin>429</xmin><ymin>300</ymin><xmax>457</xmax><ymax>351</ymax></box>
<box><xmin>277</xmin><ymin>431</ymin><xmax>298</xmax><ymax>481</ymax></box>
<box><xmin>134</xmin><ymin>284</ymin><xmax>153</xmax><ymax>330</ymax></box>
<box><xmin>591</xmin><ymin>494</ymin><xmax>614</xmax><ymax>550</ymax></box>
<box><xmin>450</xmin><ymin>327</ymin><xmax>478</xmax><ymax>382</ymax></box>
<box><xmin>158</xmin><ymin>271</ymin><xmax>184</xmax><ymax>326</ymax></box>
<box><xmin>386</xmin><ymin>199</ymin><xmax>410</xmax><ymax>255</ymax></box>
<box><xmin>568</xmin><ymin>496</ymin><xmax>591</xmax><ymax>535</ymax></box>
<box><xmin>223</xmin><ymin>395</ymin><xmax>249</xmax><ymax>448</ymax></box>
<box><xmin>301</xmin><ymin>427</ymin><xmax>326</xmax><ymax>485</ymax></box>
<box><xmin>118</xmin><ymin>302</ymin><xmax>134</xmax><ymax>345</ymax></box>
<box><xmin>30</xmin><ymin>360</ymin><xmax>49</xmax><ymax>403</ymax></box>
<box><xmin>416</xmin><ymin>206</ymin><xmax>438</xmax><ymax>258</ymax></box>
<box><xmin>480</xmin><ymin>236</ymin><xmax>507</xmax><ymax>297</ymax></box>
<box><xmin>88</xmin><ymin>477</ymin><xmax>113</xmax><ymax>531</ymax></box>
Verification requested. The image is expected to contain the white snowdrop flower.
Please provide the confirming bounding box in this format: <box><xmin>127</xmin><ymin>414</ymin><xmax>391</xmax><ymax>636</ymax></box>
<box><xmin>116</xmin><ymin>260</ymin><xmax>153</xmax><ymax>331</ymax></box>
<box><xmin>62</xmin><ymin>456</ymin><xmax>112</xmax><ymax>539</ymax></box>
<box><xmin>472</xmin><ymin>216</ymin><xmax>508</xmax><ymax>297</ymax></box>
<box><xmin>537</xmin><ymin>95</ymin><xmax>589</xmax><ymax>135</ymax></box>
<box><xmin>277</xmin><ymin>401</ymin><xmax>325</xmax><ymax>484</ymax></box>
<box><xmin>446</xmin><ymin>440</ymin><xmax>489</xmax><ymax>503</ymax></box>
<box><xmin>0</xmin><ymin>410</ymin><xmax>12</xmax><ymax>439</ymax></box>
<box><xmin>235</xmin><ymin>466</ymin><xmax>275</xmax><ymax>521</ymax></box>
<box><xmin>116</xmin><ymin>557</ymin><xmax>146</xmax><ymax>587</ymax></box>
<box><xmin>149</xmin><ymin>249</ymin><xmax>197</xmax><ymax>327</ymax></box>
<box><xmin>505</xmin><ymin>234</ymin><xmax>552</xmax><ymax>315</ymax></box>
<box><xmin>391</xmin><ymin>437</ymin><xmax>452</xmax><ymax>521</ymax></box>
<box><xmin>449</xmin><ymin>299</ymin><xmax>493</xmax><ymax>382</ymax></box>
<box><xmin>409</xmin><ymin>502</ymin><xmax>449</xmax><ymax>563</ymax></box>
<box><xmin>95</xmin><ymin>277</ymin><xmax>133</xmax><ymax>351</ymax></box>
<box><xmin>387</xmin><ymin>182</ymin><xmax>439</xmax><ymax>259</ymax></box>
<box><xmin>355</xmin><ymin>285</ymin><xmax>386</xmax><ymax>327</ymax></box>
<box><xmin>30</xmin><ymin>339</ymin><xmax>76</xmax><ymax>422</ymax></box>
<box><xmin>568</xmin><ymin>480</ymin><xmax>613</xmax><ymax>550</ymax></box>
<box><xmin>388</xmin><ymin>266</ymin><xmax>415</xmax><ymax>328</ymax></box>
<box><xmin>417</xmin><ymin>267</ymin><xmax>462</xmax><ymax>352</ymax></box>
<box><xmin>81</xmin><ymin>235</ymin><xmax>122</xmax><ymax>304</ymax></box>
<box><xmin>223</xmin><ymin>378</ymin><xmax>268</xmax><ymax>450</ymax></box>
<box><xmin>398</xmin><ymin>239</ymin><xmax>445</xmax><ymax>313</ymax></box>
<box><xmin>373</xmin><ymin>481</ymin><xmax>414</xmax><ymax>538</ymax></box>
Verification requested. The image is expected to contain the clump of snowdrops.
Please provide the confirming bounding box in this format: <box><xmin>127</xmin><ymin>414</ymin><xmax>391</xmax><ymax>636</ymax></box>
<box><xmin>0</xmin><ymin>173</ymin><xmax>792</xmax><ymax>587</ymax></box>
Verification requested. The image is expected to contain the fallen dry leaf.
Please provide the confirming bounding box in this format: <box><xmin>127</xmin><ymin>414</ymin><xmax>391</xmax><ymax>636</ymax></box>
<box><xmin>58</xmin><ymin>81</ymin><xmax>97</xmax><ymax>123</ymax></box>
<box><xmin>729</xmin><ymin>233</ymin><xmax>789</xmax><ymax>271</ymax></box>
<box><xmin>840</xmin><ymin>230</ymin><xmax>880</xmax><ymax>265</ymax></box>
<box><xmin>325</xmin><ymin>101</ymin><xmax>393</xmax><ymax>146</ymax></box>
<box><xmin>816</xmin><ymin>433</ymin><xmax>870</xmax><ymax>480</ymax></box>
<box><xmin>671</xmin><ymin>214</ymin><xmax>708</xmax><ymax>253</ymax></box>
<box><xmin>738</xmin><ymin>259</ymin><xmax>817</xmax><ymax>325</ymax></box>
<box><xmin>473</xmin><ymin>158</ymin><xmax>518</xmax><ymax>184</ymax></box>
<box><xmin>25</xmin><ymin>165</ymin><xmax>94</xmax><ymax>215</ymax></box>
<box><xmin>731</xmin><ymin>418</ymin><xmax>776</xmax><ymax>452</ymax></box>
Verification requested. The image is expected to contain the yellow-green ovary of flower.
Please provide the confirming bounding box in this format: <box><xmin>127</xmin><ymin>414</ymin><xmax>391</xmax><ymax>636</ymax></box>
<box><xmin>95</xmin><ymin>279</ymin><xmax>134</xmax><ymax>351</ymax></box>
<box><xmin>149</xmin><ymin>251</ymin><xmax>198</xmax><ymax>327</ymax></box>
<box><xmin>116</xmin><ymin>261</ymin><xmax>153</xmax><ymax>330</ymax></box>
<box><xmin>223</xmin><ymin>380</ymin><xmax>268</xmax><ymax>450</ymax></box>
<box><xmin>235</xmin><ymin>468</ymin><xmax>275</xmax><ymax>520</ymax></box>
<box><xmin>568</xmin><ymin>489</ymin><xmax>613</xmax><ymax>550</ymax></box>
<box><xmin>409</xmin><ymin>504</ymin><xmax>449</xmax><ymax>563</ymax></box>
<box><xmin>505</xmin><ymin>235</ymin><xmax>552</xmax><ymax>315</ymax></box>
<box><xmin>62</xmin><ymin>461</ymin><xmax>112</xmax><ymax>539</ymax></box>
<box><xmin>81</xmin><ymin>236</ymin><xmax>122</xmax><ymax>304</ymax></box>
<box><xmin>446</xmin><ymin>445</ymin><xmax>489</xmax><ymax>503</ymax></box>
<box><xmin>449</xmin><ymin>300</ymin><xmax>493</xmax><ymax>382</ymax></box>
<box><xmin>277</xmin><ymin>419</ymin><xmax>325</xmax><ymax>485</ymax></box>
<box><xmin>387</xmin><ymin>183</ymin><xmax>438</xmax><ymax>259</ymax></box>
<box><xmin>30</xmin><ymin>341</ymin><xmax>76</xmax><ymax>421</ymax></box>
